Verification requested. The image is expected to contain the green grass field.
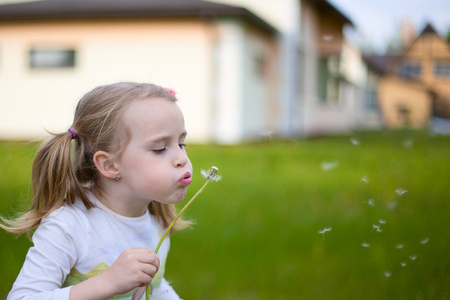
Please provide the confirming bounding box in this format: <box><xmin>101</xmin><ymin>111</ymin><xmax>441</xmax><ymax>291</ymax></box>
<box><xmin>1</xmin><ymin>131</ymin><xmax>449</xmax><ymax>299</ymax></box>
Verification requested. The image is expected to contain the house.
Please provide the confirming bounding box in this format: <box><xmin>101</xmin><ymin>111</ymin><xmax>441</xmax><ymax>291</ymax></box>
<box><xmin>0</xmin><ymin>0</ymin><xmax>376</xmax><ymax>143</ymax></box>
<box><xmin>0</xmin><ymin>0</ymin><xmax>279</xmax><ymax>143</ymax></box>
<box><xmin>373</xmin><ymin>24</ymin><xmax>450</xmax><ymax>128</ymax></box>
<box><xmin>299</xmin><ymin>0</ymin><xmax>382</xmax><ymax>135</ymax></box>
<box><xmin>206</xmin><ymin>0</ymin><xmax>384</xmax><ymax>136</ymax></box>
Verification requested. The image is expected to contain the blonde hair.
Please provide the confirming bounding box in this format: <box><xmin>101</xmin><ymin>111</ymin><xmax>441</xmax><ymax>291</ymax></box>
<box><xmin>1</xmin><ymin>82</ymin><xmax>190</xmax><ymax>238</ymax></box>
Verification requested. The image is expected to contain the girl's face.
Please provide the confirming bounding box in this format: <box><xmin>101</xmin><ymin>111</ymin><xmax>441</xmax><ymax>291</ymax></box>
<box><xmin>115</xmin><ymin>97</ymin><xmax>193</xmax><ymax>207</ymax></box>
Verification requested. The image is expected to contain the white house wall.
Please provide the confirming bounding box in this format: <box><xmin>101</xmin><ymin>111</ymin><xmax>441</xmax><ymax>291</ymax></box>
<box><xmin>213</xmin><ymin>20</ymin><xmax>245</xmax><ymax>144</ymax></box>
<box><xmin>0</xmin><ymin>19</ymin><xmax>212</xmax><ymax>142</ymax></box>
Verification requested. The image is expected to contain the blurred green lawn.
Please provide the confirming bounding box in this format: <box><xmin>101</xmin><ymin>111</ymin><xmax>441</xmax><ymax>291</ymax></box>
<box><xmin>1</xmin><ymin>131</ymin><xmax>449</xmax><ymax>299</ymax></box>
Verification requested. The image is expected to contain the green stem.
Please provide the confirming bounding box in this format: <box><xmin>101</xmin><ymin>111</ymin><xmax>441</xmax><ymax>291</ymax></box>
<box><xmin>146</xmin><ymin>179</ymin><xmax>211</xmax><ymax>300</ymax></box>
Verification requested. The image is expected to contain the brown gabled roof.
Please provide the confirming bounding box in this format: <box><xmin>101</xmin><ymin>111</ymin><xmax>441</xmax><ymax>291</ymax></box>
<box><xmin>0</xmin><ymin>0</ymin><xmax>277</xmax><ymax>34</ymax></box>
<box><xmin>306</xmin><ymin>0</ymin><xmax>353</xmax><ymax>26</ymax></box>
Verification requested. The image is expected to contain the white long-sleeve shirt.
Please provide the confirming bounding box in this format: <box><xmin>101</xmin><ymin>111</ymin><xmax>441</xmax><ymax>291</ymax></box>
<box><xmin>8</xmin><ymin>192</ymin><xmax>180</xmax><ymax>300</ymax></box>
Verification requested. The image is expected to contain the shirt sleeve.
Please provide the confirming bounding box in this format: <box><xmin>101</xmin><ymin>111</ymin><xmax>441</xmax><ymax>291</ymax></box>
<box><xmin>7</xmin><ymin>209</ymin><xmax>83</xmax><ymax>300</ymax></box>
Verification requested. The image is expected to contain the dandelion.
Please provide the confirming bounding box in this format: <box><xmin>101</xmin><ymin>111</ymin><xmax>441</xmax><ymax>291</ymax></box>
<box><xmin>395</xmin><ymin>188</ymin><xmax>408</xmax><ymax>196</ymax></box>
<box><xmin>200</xmin><ymin>166</ymin><xmax>222</xmax><ymax>182</ymax></box>
<box><xmin>395</xmin><ymin>243</ymin><xmax>404</xmax><ymax>249</ymax></box>
<box><xmin>350</xmin><ymin>138</ymin><xmax>360</xmax><ymax>146</ymax></box>
<box><xmin>360</xmin><ymin>176</ymin><xmax>369</xmax><ymax>183</ymax></box>
<box><xmin>384</xmin><ymin>271</ymin><xmax>392</xmax><ymax>278</ymax></box>
<box><xmin>400</xmin><ymin>262</ymin><xmax>407</xmax><ymax>267</ymax></box>
<box><xmin>133</xmin><ymin>166</ymin><xmax>222</xmax><ymax>300</ymax></box>
<box><xmin>409</xmin><ymin>255</ymin><xmax>417</xmax><ymax>261</ymax></box>
<box><xmin>318</xmin><ymin>227</ymin><xmax>332</xmax><ymax>239</ymax></box>
<box><xmin>378</xmin><ymin>219</ymin><xmax>386</xmax><ymax>224</ymax></box>
<box><xmin>321</xmin><ymin>161</ymin><xmax>339</xmax><ymax>171</ymax></box>
<box><xmin>361</xmin><ymin>242</ymin><xmax>370</xmax><ymax>247</ymax></box>
<box><xmin>420</xmin><ymin>237</ymin><xmax>429</xmax><ymax>244</ymax></box>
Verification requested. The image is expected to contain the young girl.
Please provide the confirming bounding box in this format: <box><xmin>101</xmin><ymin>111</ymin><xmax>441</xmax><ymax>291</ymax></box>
<box><xmin>1</xmin><ymin>82</ymin><xmax>193</xmax><ymax>299</ymax></box>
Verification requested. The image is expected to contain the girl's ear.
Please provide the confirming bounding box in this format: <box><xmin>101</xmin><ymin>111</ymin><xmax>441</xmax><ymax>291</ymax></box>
<box><xmin>93</xmin><ymin>151</ymin><xmax>120</xmax><ymax>180</ymax></box>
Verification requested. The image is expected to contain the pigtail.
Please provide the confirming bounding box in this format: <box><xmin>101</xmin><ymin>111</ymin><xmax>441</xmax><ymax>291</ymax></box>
<box><xmin>0</xmin><ymin>131</ymin><xmax>92</xmax><ymax>236</ymax></box>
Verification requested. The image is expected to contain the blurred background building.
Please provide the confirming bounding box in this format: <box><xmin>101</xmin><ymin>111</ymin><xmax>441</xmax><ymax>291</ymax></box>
<box><xmin>0</xmin><ymin>0</ymin><xmax>448</xmax><ymax>143</ymax></box>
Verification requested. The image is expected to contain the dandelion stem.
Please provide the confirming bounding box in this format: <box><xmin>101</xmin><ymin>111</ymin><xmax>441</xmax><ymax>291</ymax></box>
<box><xmin>154</xmin><ymin>179</ymin><xmax>210</xmax><ymax>254</ymax></box>
<box><xmin>145</xmin><ymin>166</ymin><xmax>220</xmax><ymax>300</ymax></box>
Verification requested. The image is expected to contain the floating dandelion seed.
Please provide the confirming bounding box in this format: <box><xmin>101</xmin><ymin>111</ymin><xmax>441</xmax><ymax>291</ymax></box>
<box><xmin>395</xmin><ymin>188</ymin><xmax>408</xmax><ymax>196</ymax></box>
<box><xmin>384</xmin><ymin>271</ymin><xmax>392</xmax><ymax>278</ymax></box>
<box><xmin>321</xmin><ymin>161</ymin><xmax>339</xmax><ymax>171</ymax></box>
<box><xmin>361</xmin><ymin>176</ymin><xmax>369</xmax><ymax>183</ymax></box>
<box><xmin>361</xmin><ymin>242</ymin><xmax>370</xmax><ymax>248</ymax></box>
<box><xmin>409</xmin><ymin>255</ymin><xmax>417</xmax><ymax>261</ymax></box>
<box><xmin>386</xmin><ymin>201</ymin><xmax>398</xmax><ymax>210</ymax></box>
<box><xmin>365</xmin><ymin>199</ymin><xmax>375</xmax><ymax>207</ymax></box>
<box><xmin>318</xmin><ymin>227</ymin><xmax>332</xmax><ymax>239</ymax></box>
<box><xmin>322</xmin><ymin>34</ymin><xmax>334</xmax><ymax>41</ymax></box>
<box><xmin>400</xmin><ymin>262</ymin><xmax>407</xmax><ymax>267</ymax></box>
<box><xmin>350</xmin><ymin>138</ymin><xmax>360</xmax><ymax>146</ymax></box>
<box><xmin>403</xmin><ymin>139</ymin><xmax>413</xmax><ymax>148</ymax></box>
<box><xmin>378</xmin><ymin>219</ymin><xmax>386</xmax><ymax>224</ymax></box>
<box><xmin>395</xmin><ymin>243</ymin><xmax>404</xmax><ymax>249</ymax></box>
<box><xmin>372</xmin><ymin>224</ymin><xmax>382</xmax><ymax>232</ymax></box>
<box><xmin>420</xmin><ymin>237</ymin><xmax>429</xmax><ymax>244</ymax></box>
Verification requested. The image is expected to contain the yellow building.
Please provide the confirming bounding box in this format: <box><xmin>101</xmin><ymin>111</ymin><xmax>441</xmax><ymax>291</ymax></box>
<box><xmin>377</xmin><ymin>24</ymin><xmax>450</xmax><ymax>128</ymax></box>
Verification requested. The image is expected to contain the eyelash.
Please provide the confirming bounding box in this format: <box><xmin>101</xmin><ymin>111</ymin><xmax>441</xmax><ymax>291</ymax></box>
<box><xmin>152</xmin><ymin>144</ymin><xmax>187</xmax><ymax>154</ymax></box>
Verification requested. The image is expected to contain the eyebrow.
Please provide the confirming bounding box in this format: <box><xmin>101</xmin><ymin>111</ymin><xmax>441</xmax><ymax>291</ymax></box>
<box><xmin>146</xmin><ymin>131</ymin><xmax>187</xmax><ymax>143</ymax></box>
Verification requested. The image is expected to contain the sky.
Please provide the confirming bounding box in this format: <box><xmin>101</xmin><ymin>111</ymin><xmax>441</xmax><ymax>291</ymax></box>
<box><xmin>327</xmin><ymin>0</ymin><xmax>450</xmax><ymax>53</ymax></box>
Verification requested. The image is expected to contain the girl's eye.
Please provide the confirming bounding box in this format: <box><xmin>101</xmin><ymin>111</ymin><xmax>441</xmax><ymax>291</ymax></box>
<box><xmin>153</xmin><ymin>148</ymin><xmax>166</xmax><ymax>154</ymax></box>
<box><xmin>179</xmin><ymin>143</ymin><xmax>187</xmax><ymax>149</ymax></box>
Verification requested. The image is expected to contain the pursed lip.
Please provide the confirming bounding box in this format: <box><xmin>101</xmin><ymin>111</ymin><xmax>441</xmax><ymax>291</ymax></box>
<box><xmin>179</xmin><ymin>172</ymin><xmax>192</xmax><ymax>185</ymax></box>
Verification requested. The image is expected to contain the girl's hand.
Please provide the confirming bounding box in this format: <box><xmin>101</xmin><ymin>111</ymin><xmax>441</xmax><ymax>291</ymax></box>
<box><xmin>70</xmin><ymin>248</ymin><xmax>160</xmax><ymax>300</ymax></box>
<box><xmin>104</xmin><ymin>248</ymin><xmax>160</xmax><ymax>295</ymax></box>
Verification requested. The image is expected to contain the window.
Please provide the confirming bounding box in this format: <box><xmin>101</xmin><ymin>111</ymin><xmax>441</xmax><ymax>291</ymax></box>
<box><xmin>29</xmin><ymin>47</ymin><xmax>76</xmax><ymax>69</ymax></box>
<box><xmin>318</xmin><ymin>56</ymin><xmax>340</xmax><ymax>104</ymax></box>
<box><xmin>399</xmin><ymin>62</ymin><xmax>421</xmax><ymax>79</ymax></box>
<box><xmin>434</xmin><ymin>62</ymin><xmax>450</xmax><ymax>77</ymax></box>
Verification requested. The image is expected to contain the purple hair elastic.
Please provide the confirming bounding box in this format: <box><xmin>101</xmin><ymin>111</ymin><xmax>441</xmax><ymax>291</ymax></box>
<box><xmin>68</xmin><ymin>128</ymin><xmax>77</xmax><ymax>139</ymax></box>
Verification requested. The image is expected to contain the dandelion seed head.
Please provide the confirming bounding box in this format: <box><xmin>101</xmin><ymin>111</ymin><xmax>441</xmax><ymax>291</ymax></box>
<box><xmin>420</xmin><ymin>237</ymin><xmax>429</xmax><ymax>244</ymax></box>
<box><xmin>201</xmin><ymin>166</ymin><xmax>222</xmax><ymax>182</ymax></box>
<box><xmin>361</xmin><ymin>176</ymin><xmax>369</xmax><ymax>183</ymax></box>
<box><xmin>378</xmin><ymin>219</ymin><xmax>386</xmax><ymax>224</ymax></box>
<box><xmin>395</xmin><ymin>243</ymin><xmax>404</xmax><ymax>249</ymax></box>
<box><xmin>409</xmin><ymin>255</ymin><xmax>417</xmax><ymax>261</ymax></box>
<box><xmin>384</xmin><ymin>271</ymin><xmax>392</xmax><ymax>278</ymax></box>
<box><xmin>400</xmin><ymin>262</ymin><xmax>407</xmax><ymax>267</ymax></box>
<box><xmin>361</xmin><ymin>242</ymin><xmax>370</xmax><ymax>247</ymax></box>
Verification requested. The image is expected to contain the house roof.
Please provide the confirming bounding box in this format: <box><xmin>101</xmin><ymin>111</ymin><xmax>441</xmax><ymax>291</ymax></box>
<box><xmin>363</xmin><ymin>55</ymin><xmax>393</xmax><ymax>74</ymax></box>
<box><xmin>0</xmin><ymin>0</ymin><xmax>277</xmax><ymax>34</ymax></box>
<box><xmin>307</xmin><ymin>0</ymin><xmax>353</xmax><ymax>26</ymax></box>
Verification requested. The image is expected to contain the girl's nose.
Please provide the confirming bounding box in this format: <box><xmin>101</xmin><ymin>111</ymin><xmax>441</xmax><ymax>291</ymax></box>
<box><xmin>174</xmin><ymin>147</ymin><xmax>189</xmax><ymax>167</ymax></box>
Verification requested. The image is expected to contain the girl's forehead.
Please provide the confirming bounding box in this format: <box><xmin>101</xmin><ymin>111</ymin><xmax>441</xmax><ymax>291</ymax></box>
<box><xmin>122</xmin><ymin>97</ymin><xmax>185</xmax><ymax>137</ymax></box>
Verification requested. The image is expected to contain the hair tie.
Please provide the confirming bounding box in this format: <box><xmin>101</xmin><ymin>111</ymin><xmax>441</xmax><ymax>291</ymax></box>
<box><xmin>164</xmin><ymin>87</ymin><xmax>177</xmax><ymax>96</ymax></box>
<box><xmin>68</xmin><ymin>128</ymin><xmax>77</xmax><ymax>139</ymax></box>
